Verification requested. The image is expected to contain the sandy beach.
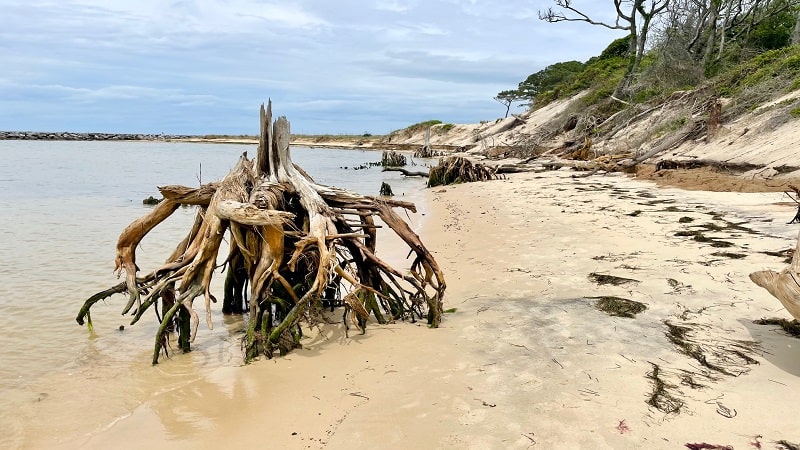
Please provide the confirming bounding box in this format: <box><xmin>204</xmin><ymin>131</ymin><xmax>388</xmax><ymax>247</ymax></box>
<box><xmin>30</xmin><ymin>168</ymin><xmax>800</xmax><ymax>450</ymax></box>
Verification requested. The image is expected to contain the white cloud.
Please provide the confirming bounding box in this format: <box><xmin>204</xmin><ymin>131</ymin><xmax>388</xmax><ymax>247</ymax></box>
<box><xmin>0</xmin><ymin>0</ymin><xmax>625</xmax><ymax>134</ymax></box>
<box><xmin>372</xmin><ymin>0</ymin><xmax>414</xmax><ymax>13</ymax></box>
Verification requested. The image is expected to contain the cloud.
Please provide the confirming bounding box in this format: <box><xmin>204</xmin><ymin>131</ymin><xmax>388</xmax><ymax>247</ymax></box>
<box><xmin>0</xmin><ymin>0</ymin><xmax>626</xmax><ymax>134</ymax></box>
<box><xmin>372</xmin><ymin>0</ymin><xmax>415</xmax><ymax>13</ymax></box>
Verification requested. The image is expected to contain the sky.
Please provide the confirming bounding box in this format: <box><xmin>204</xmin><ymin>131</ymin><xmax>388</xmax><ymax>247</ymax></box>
<box><xmin>0</xmin><ymin>1</ymin><xmax>625</xmax><ymax>135</ymax></box>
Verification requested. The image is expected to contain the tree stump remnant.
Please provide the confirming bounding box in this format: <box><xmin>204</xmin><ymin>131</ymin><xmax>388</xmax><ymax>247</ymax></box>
<box><xmin>76</xmin><ymin>101</ymin><xmax>446</xmax><ymax>364</ymax></box>
<box><xmin>750</xmin><ymin>228</ymin><xmax>800</xmax><ymax>320</ymax></box>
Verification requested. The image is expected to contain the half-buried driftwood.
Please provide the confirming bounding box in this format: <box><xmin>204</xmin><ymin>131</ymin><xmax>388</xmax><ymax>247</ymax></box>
<box><xmin>76</xmin><ymin>101</ymin><xmax>446</xmax><ymax>364</ymax></box>
<box><xmin>750</xmin><ymin>228</ymin><xmax>800</xmax><ymax>320</ymax></box>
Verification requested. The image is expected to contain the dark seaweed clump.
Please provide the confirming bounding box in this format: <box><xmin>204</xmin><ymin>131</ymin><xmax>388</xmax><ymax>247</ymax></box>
<box><xmin>753</xmin><ymin>318</ymin><xmax>800</xmax><ymax>338</ymax></box>
<box><xmin>591</xmin><ymin>296</ymin><xmax>647</xmax><ymax>318</ymax></box>
<box><xmin>646</xmin><ymin>363</ymin><xmax>683</xmax><ymax>414</ymax></box>
<box><xmin>674</xmin><ymin>230</ymin><xmax>734</xmax><ymax>248</ymax></box>
<box><xmin>588</xmin><ymin>273</ymin><xmax>640</xmax><ymax>286</ymax></box>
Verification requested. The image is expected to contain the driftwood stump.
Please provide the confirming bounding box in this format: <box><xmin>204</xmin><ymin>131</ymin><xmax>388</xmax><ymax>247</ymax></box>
<box><xmin>77</xmin><ymin>101</ymin><xmax>446</xmax><ymax>364</ymax></box>
<box><xmin>750</xmin><ymin>228</ymin><xmax>800</xmax><ymax>320</ymax></box>
<box><xmin>428</xmin><ymin>157</ymin><xmax>502</xmax><ymax>187</ymax></box>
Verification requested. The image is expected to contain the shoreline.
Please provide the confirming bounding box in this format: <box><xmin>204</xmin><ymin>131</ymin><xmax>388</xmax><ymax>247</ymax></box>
<box><xmin>0</xmin><ymin>132</ymin><xmax>461</xmax><ymax>153</ymax></box>
<box><xmin>31</xmin><ymin>169</ymin><xmax>800</xmax><ymax>449</ymax></box>
<box><xmin>4</xmin><ymin>133</ymin><xmax>797</xmax><ymax>193</ymax></box>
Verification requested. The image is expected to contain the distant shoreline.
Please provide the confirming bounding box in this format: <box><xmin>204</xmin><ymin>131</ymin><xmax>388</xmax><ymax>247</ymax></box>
<box><xmin>0</xmin><ymin>131</ymin><xmax>465</xmax><ymax>153</ymax></box>
<box><xmin>0</xmin><ymin>131</ymin><xmax>192</xmax><ymax>141</ymax></box>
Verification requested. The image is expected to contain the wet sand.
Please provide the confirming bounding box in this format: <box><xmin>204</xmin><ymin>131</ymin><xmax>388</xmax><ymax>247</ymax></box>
<box><xmin>33</xmin><ymin>170</ymin><xmax>800</xmax><ymax>449</ymax></box>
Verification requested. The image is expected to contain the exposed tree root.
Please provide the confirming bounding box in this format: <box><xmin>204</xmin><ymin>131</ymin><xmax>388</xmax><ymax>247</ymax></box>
<box><xmin>77</xmin><ymin>101</ymin><xmax>446</xmax><ymax>364</ymax></box>
<box><xmin>427</xmin><ymin>156</ymin><xmax>503</xmax><ymax>187</ymax></box>
<box><xmin>381</xmin><ymin>150</ymin><xmax>406</xmax><ymax>167</ymax></box>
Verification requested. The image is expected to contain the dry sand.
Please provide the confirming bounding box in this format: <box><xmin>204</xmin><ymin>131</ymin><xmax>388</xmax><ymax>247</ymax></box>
<box><xmin>43</xmin><ymin>170</ymin><xmax>800</xmax><ymax>449</ymax></box>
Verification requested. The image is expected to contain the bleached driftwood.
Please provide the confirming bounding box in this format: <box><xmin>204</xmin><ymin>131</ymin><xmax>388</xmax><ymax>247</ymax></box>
<box><xmin>750</xmin><ymin>228</ymin><xmax>800</xmax><ymax>320</ymax></box>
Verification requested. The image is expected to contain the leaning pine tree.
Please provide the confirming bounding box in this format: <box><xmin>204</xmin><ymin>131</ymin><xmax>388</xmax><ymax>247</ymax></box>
<box><xmin>76</xmin><ymin>101</ymin><xmax>446</xmax><ymax>364</ymax></box>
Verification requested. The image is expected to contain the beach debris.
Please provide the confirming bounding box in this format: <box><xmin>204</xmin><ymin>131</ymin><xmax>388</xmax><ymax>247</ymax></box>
<box><xmin>476</xmin><ymin>399</ymin><xmax>496</xmax><ymax>407</ymax></box>
<box><xmin>590</xmin><ymin>296</ymin><xmax>647</xmax><ymax>318</ymax></box>
<box><xmin>646</xmin><ymin>363</ymin><xmax>684</xmax><ymax>414</ymax></box>
<box><xmin>592</xmin><ymin>251</ymin><xmax>642</xmax><ymax>262</ymax></box>
<box><xmin>379</xmin><ymin>182</ymin><xmax>393</xmax><ymax>196</ymax></box>
<box><xmin>710</xmin><ymin>252</ymin><xmax>746</xmax><ymax>259</ymax></box>
<box><xmin>664</xmin><ymin>321</ymin><xmax>760</xmax><ymax>376</ymax></box>
<box><xmin>382</xmin><ymin>167</ymin><xmax>430</xmax><ymax>177</ymax></box>
<box><xmin>714</xmin><ymin>401</ymin><xmax>736</xmax><ymax>418</ymax></box>
<box><xmin>776</xmin><ymin>440</ymin><xmax>800</xmax><ymax>450</ymax></box>
<box><xmin>588</xmin><ymin>272</ymin><xmax>640</xmax><ymax>286</ymax></box>
<box><xmin>142</xmin><ymin>195</ymin><xmax>162</xmax><ymax>205</ymax></box>
<box><xmin>752</xmin><ymin>318</ymin><xmax>800</xmax><ymax>338</ymax></box>
<box><xmin>674</xmin><ymin>230</ymin><xmax>734</xmax><ymax>248</ymax></box>
<box><xmin>761</xmin><ymin>247</ymin><xmax>794</xmax><ymax>264</ymax></box>
<box><xmin>76</xmin><ymin>101</ymin><xmax>446</xmax><ymax>364</ymax></box>
<box><xmin>750</xmin><ymin>228</ymin><xmax>800</xmax><ymax>321</ymax></box>
<box><xmin>413</xmin><ymin>127</ymin><xmax>445</xmax><ymax>158</ymax></box>
<box><xmin>684</xmin><ymin>443</ymin><xmax>733</xmax><ymax>450</ymax></box>
<box><xmin>521</xmin><ymin>432</ymin><xmax>536</xmax><ymax>446</ymax></box>
<box><xmin>648</xmin><ymin>321</ymin><xmax>760</xmax><ymax>417</ymax></box>
<box><xmin>679</xmin><ymin>371</ymin><xmax>707</xmax><ymax>389</ymax></box>
<box><xmin>427</xmin><ymin>156</ymin><xmax>502</xmax><ymax>187</ymax></box>
<box><xmin>616</xmin><ymin>420</ymin><xmax>630</xmax><ymax>434</ymax></box>
<box><xmin>667</xmin><ymin>278</ymin><xmax>694</xmax><ymax>294</ymax></box>
<box><xmin>380</xmin><ymin>150</ymin><xmax>406</xmax><ymax>167</ymax></box>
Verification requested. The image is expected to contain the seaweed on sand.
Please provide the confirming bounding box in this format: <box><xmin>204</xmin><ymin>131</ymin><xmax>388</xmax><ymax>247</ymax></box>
<box><xmin>753</xmin><ymin>318</ymin><xmax>800</xmax><ymax>337</ymax></box>
<box><xmin>664</xmin><ymin>321</ymin><xmax>760</xmax><ymax>376</ymax></box>
<box><xmin>674</xmin><ymin>230</ymin><xmax>734</xmax><ymax>248</ymax></box>
<box><xmin>591</xmin><ymin>296</ymin><xmax>647</xmax><ymax>318</ymax></box>
<box><xmin>646</xmin><ymin>363</ymin><xmax>684</xmax><ymax>414</ymax></box>
<box><xmin>588</xmin><ymin>273</ymin><xmax>640</xmax><ymax>286</ymax></box>
<box><xmin>710</xmin><ymin>252</ymin><xmax>746</xmax><ymax>259</ymax></box>
<box><xmin>776</xmin><ymin>440</ymin><xmax>800</xmax><ymax>450</ymax></box>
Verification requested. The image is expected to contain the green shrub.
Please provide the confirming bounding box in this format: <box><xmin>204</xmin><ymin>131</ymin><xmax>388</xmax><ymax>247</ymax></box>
<box><xmin>716</xmin><ymin>46</ymin><xmax>800</xmax><ymax>96</ymax></box>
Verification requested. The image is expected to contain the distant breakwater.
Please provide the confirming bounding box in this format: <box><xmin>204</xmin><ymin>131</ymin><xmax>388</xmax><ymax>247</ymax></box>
<box><xmin>0</xmin><ymin>131</ymin><xmax>191</xmax><ymax>141</ymax></box>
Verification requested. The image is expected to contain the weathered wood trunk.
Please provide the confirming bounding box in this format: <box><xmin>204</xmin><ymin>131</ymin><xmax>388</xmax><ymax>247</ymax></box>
<box><xmin>750</xmin><ymin>228</ymin><xmax>800</xmax><ymax>321</ymax></box>
<box><xmin>77</xmin><ymin>101</ymin><xmax>446</xmax><ymax>364</ymax></box>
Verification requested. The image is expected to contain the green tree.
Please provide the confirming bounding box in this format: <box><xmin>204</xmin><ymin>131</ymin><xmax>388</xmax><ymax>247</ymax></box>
<box><xmin>746</xmin><ymin>0</ymin><xmax>796</xmax><ymax>50</ymax></box>
<box><xmin>517</xmin><ymin>61</ymin><xmax>585</xmax><ymax>100</ymax></box>
<box><xmin>540</xmin><ymin>0</ymin><xmax>669</xmax><ymax>95</ymax></box>
<box><xmin>493</xmin><ymin>90</ymin><xmax>524</xmax><ymax>118</ymax></box>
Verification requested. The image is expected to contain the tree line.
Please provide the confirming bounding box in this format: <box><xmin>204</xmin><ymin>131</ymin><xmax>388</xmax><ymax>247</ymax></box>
<box><xmin>495</xmin><ymin>0</ymin><xmax>800</xmax><ymax>116</ymax></box>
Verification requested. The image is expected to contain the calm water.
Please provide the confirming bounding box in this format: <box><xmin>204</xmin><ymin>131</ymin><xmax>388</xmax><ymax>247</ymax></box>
<box><xmin>0</xmin><ymin>140</ymin><xmax>430</xmax><ymax>447</ymax></box>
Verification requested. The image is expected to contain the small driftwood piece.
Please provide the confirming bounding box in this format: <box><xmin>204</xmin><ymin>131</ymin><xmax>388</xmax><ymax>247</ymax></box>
<box><xmin>382</xmin><ymin>167</ymin><xmax>429</xmax><ymax>177</ymax></box>
<box><xmin>77</xmin><ymin>101</ymin><xmax>446</xmax><ymax>364</ymax></box>
<box><xmin>750</xmin><ymin>228</ymin><xmax>800</xmax><ymax>320</ymax></box>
